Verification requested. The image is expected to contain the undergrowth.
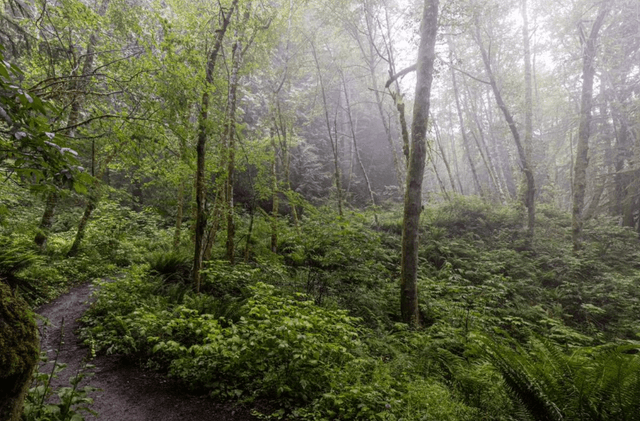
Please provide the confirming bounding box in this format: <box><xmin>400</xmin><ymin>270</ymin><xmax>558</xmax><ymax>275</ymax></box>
<box><xmin>21</xmin><ymin>195</ymin><xmax>640</xmax><ymax>420</ymax></box>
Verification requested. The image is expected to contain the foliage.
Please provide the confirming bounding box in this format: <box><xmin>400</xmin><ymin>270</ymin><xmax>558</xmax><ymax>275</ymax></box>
<box><xmin>279</xmin><ymin>210</ymin><xmax>398</xmax><ymax>328</ymax></box>
<box><xmin>0</xmin><ymin>235</ymin><xmax>39</xmax><ymax>289</ymax></box>
<box><xmin>73</xmin><ymin>196</ymin><xmax>640</xmax><ymax>419</ymax></box>
<box><xmin>147</xmin><ymin>248</ymin><xmax>192</xmax><ymax>284</ymax></box>
<box><xmin>479</xmin><ymin>334</ymin><xmax>640</xmax><ymax>421</ymax></box>
<box><xmin>170</xmin><ymin>283</ymin><xmax>362</xmax><ymax>403</ymax></box>
<box><xmin>2</xmin><ymin>0</ymin><xmax>639</xmax><ymax>417</ymax></box>
<box><xmin>24</xmin><ymin>354</ymin><xmax>98</xmax><ymax>421</ymax></box>
<box><xmin>0</xmin><ymin>46</ymin><xmax>89</xmax><ymax>193</ymax></box>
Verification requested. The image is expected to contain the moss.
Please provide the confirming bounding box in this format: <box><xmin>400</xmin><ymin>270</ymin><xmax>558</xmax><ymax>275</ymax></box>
<box><xmin>0</xmin><ymin>281</ymin><xmax>39</xmax><ymax>421</ymax></box>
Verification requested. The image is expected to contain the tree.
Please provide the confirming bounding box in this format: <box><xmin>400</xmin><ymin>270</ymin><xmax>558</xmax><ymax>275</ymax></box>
<box><xmin>572</xmin><ymin>3</ymin><xmax>609</xmax><ymax>250</ymax></box>
<box><xmin>193</xmin><ymin>0</ymin><xmax>238</xmax><ymax>291</ymax></box>
<box><xmin>474</xmin><ymin>4</ymin><xmax>536</xmax><ymax>246</ymax></box>
<box><xmin>400</xmin><ymin>0</ymin><xmax>439</xmax><ymax>327</ymax></box>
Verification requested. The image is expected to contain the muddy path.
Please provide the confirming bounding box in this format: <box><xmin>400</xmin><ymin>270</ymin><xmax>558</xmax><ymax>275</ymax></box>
<box><xmin>36</xmin><ymin>279</ymin><xmax>259</xmax><ymax>421</ymax></box>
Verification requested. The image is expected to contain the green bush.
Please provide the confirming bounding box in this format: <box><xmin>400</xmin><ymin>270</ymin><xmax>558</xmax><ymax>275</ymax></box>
<box><xmin>170</xmin><ymin>283</ymin><xmax>362</xmax><ymax>403</ymax></box>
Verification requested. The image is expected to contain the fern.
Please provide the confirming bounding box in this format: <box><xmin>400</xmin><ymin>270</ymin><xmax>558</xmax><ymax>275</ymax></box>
<box><xmin>480</xmin><ymin>336</ymin><xmax>563</xmax><ymax>421</ymax></box>
<box><xmin>0</xmin><ymin>236</ymin><xmax>39</xmax><ymax>289</ymax></box>
<box><xmin>479</xmin><ymin>334</ymin><xmax>640</xmax><ymax>421</ymax></box>
<box><xmin>145</xmin><ymin>249</ymin><xmax>192</xmax><ymax>284</ymax></box>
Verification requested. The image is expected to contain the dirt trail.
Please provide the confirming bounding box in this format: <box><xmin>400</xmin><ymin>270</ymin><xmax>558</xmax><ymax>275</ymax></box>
<box><xmin>36</xmin><ymin>279</ymin><xmax>258</xmax><ymax>421</ymax></box>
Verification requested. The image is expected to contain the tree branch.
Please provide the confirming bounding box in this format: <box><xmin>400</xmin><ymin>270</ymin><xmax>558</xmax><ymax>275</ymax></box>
<box><xmin>385</xmin><ymin>63</ymin><xmax>416</xmax><ymax>88</ymax></box>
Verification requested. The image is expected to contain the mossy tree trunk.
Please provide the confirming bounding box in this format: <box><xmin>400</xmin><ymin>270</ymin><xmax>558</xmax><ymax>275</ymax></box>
<box><xmin>0</xmin><ymin>282</ymin><xmax>39</xmax><ymax>421</ymax></box>
<box><xmin>34</xmin><ymin>189</ymin><xmax>59</xmax><ymax>249</ymax></box>
<box><xmin>66</xmin><ymin>198</ymin><xmax>96</xmax><ymax>257</ymax></box>
<box><xmin>225</xmin><ymin>39</ymin><xmax>243</xmax><ymax>265</ymax></box>
<box><xmin>400</xmin><ymin>0</ymin><xmax>439</xmax><ymax>327</ymax></box>
<box><xmin>193</xmin><ymin>0</ymin><xmax>237</xmax><ymax>292</ymax></box>
<box><xmin>572</xmin><ymin>5</ymin><xmax>609</xmax><ymax>250</ymax></box>
<box><xmin>475</xmin><ymin>11</ymin><xmax>536</xmax><ymax>246</ymax></box>
<box><xmin>270</xmin><ymin>127</ymin><xmax>280</xmax><ymax>253</ymax></box>
<box><xmin>66</xmin><ymin>148</ymin><xmax>118</xmax><ymax>258</ymax></box>
<box><xmin>521</xmin><ymin>0</ymin><xmax>535</xmax><ymax>242</ymax></box>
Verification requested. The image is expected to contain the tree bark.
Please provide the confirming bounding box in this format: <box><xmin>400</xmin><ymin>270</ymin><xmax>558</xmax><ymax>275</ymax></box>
<box><xmin>432</xmin><ymin>117</ymin><xmax>457</xmax><ymax>195</ymax></box>
<box><xmin>35</xmin><ymin>189</ymin><xmax>59</xmax><ymax>249</ymax></box>
<box><xmin>66</xmin><ymin>199</ymin><xmax>96</xmax><ymax>257</ymax></box>
<box><xmin>449</xmin><ymin>45</ymin><xmax>483</xmax><ymax>196</ymax></box>
<box><xmin>225</xmin><ymin>40</ymin><xmax>242</xmax><ymax>264</ymax></box>
<box><xmin>273</xmin><ymin>102</ymin><xmax>300</xmax><ymax>231</ymax></box>
<box><xmin>462</xmin><ymin>80</ymin><xmax>506</xmax><ymax>202</ymax></box>
<box><xmin>341</xmin><ymin>71</ymin><xmax>378</xmax><ymax>224</ymax></box>
<box><xmin>311</xmin><ymin>40</ymin><xmax>343</xmax><ymax>216</ymax></box>
<box><xmin>572</xmin><ymin>5</ymin><xmax>609</xmax><ymax>250</ymax></box>
<box><xmin>475</xmin><ymin>13</ymin><xmax>535</xmax><ymax>245</ymax></box>
<box><xmin>193</xmin><ymin>0</ymin><xmax>237</xmax><ymax>291</ymax></box>
<box><xmin>66</xmin><ymin>148</ymin><xmax>117</xmax><ymax>258</ymax></box>
<box><xmin>173</xmin><ymin>180</ymin><xmax>185</xmax><ymax>248</ymax></box>
<box><xmin>521</xmin><ymin>0</ymin><xmax>535</xmax><ymax>241</ymax></box>
<box><xmin>400</xmin><ymin>0</ymin><xmax>439</xmax><ymax>327</ymax></box>
<box><xmin>202</xmin><ymin>192</ymin><xmax>222</xmax><ymax>262</ymax></box>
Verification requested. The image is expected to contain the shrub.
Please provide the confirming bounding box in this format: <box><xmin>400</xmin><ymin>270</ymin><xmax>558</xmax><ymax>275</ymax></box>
<box><xmin>170</xmin><ymin>283</ymin><xmax>363</xmax><ymax>404</ymax></box>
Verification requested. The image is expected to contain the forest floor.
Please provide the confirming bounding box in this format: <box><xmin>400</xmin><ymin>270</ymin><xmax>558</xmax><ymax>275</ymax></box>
<box><xmin>36</xmin><ymin>278</ymin><xmax>260</xmax><ymax>421</ymax></box>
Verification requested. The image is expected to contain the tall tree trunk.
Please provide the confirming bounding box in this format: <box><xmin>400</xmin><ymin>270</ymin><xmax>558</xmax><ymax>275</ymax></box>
<box><xmin>432</xmin><ymin>117</ymin><xmax>457</xmax><ymax>195</ymax></box>
<box><xmin>572</xmin><ymin>5</ymin><xmax>609</xmax><ymax>250</ymax></box>
<box><xmin>475</xmin><ymin>13</ymin><xmax>535</xmax><ymax>245</ymax></box>
<box><xmin>311</xmin><ymin>41</ymin><xmax>343</xmax><ymax>216</ymax></box>
<box><xmin>225</xmin><ymin>38</ymin><xmax>244</xmax><ymax>264</ymax></box>
<box><xmin>463</xmin><ymin>80</ymin><xmax>506</xmax><ymax>202</ymax></box>
<box><xmin>193</xmin><ymin>0</ymin><xmax>237</xmax><ymax>292</ymax></box>
<box><xmin>449</xmin><ymin>45</ymin><xmax>482</xmax><ymax>196</ymax></box>
<box><xmin>485</xmin><ymin>85</ymin><xmax>517</xmax><ymax>198</ymax></box>
<box><xmin>202</xmin><ymin>191</ymin><xmax>222</xmax><ymax>262</ymax></box>
<box><xmin>66</xmin><ymin>200</ymin><xmax>96</xmax><ymax>257</ymax></box>
<box><xmin>34</xmin><ymin>190</ymin><xmax>59</xmax><ymax>249</ymax></box>
<box><xmin>270</xmin><ymin>128</ymin><xmax>279</xmax><ymax>253</ymax></box>
<box><xmin>400</xmin><ymin>0</ymin><xmax>439</xmax><ymax>327</ymax></box>
<box><xmin>446</xmin><ymin>104</ymin><xmax>465</xmax><ymax>194</ymax></box>
<box><xmin>362</xmin><ymin>1</ymin><xmax>407</xmax><ymax>184</ymax></box>
<box><xmin>341</xmin><ymin>71</ymin><xmax>378</xmax><ymax>224</ymax></box>
<box><xmin>173</xmin><ymin>180</ymin><xmax>185</xmax><ymax>248</ymax></box>
<box><xmin>521</xmin><ymin>0</ymin><xmax>535</xmax><ymax>241</ymax></box>
<box><xmin>273</xmin><ymin>102</ymin><xmax>300</xmax><ymax>231</ymax></box>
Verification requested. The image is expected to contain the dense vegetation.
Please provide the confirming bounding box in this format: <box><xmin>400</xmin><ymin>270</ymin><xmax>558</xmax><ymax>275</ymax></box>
<box><xmin>2</xmin><ymin>0</ymin><xmax>640</xmax><ymax>419</ymax></box>
<box><xmin>3</xmin><ymin>180</ymin><xmax>640</xmax><ymax>419</ymax></box>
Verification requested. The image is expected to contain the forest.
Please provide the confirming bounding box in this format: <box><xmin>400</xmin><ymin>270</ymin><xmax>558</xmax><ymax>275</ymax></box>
<box><xmin>1</xmin><ymin>0</ymin><xmax>640</xmax><ymax>419</ymax></box>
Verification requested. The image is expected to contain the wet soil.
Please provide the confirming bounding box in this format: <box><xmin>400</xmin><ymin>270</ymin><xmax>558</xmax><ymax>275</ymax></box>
<box><xmin>36</xmin><ymin>280</ymin><xmax>260</xmax><ymax>421</ymax></box>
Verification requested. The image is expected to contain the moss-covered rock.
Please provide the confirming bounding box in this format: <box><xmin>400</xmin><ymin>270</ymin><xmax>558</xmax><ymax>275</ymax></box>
<box><xmin>0</xmin><ymin>281</ymin><xmax>39</xmax><ymax>421</ymax></box>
